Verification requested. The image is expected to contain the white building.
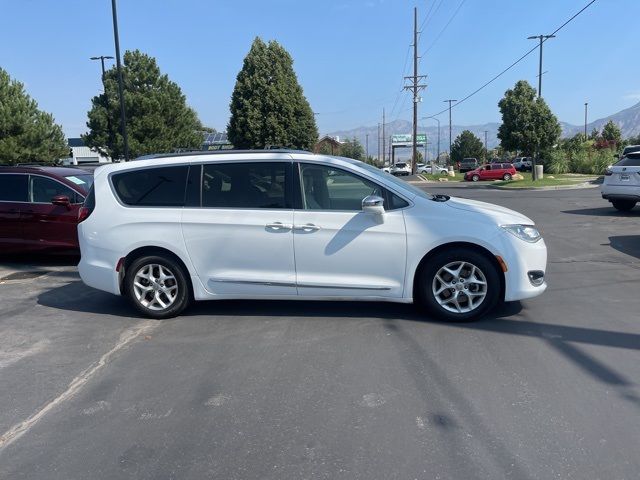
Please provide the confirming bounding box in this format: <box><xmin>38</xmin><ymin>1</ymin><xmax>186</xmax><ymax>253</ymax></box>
<box><xmin>61</xmin><ymin>138</ymin><xmax>111</xmax><ymax>165</ymax></box>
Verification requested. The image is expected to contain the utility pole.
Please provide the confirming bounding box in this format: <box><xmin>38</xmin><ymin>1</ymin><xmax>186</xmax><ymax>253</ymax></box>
<box><xmin>443</xmin><ymin>99</ymin><xmax>457</xmax><ymax>165</ymax></box>
<box><xmin>90</xmin><ymin>55</ymin><xmax>114</xmax><ymax>156</ymax></box>
<box><xmin>584</xmin><ymin>102</ymin><xmax>588</xmax><ymax>141</ymax></box>
<box><xmin>404</xmin><ymin>7</ymin><xmax>427</xmax><ymax>175</ymax></box>
<box><xmin>111</xmin><ymin>0</ymin><xmax>129</xmax><ymax>161</ymax></box>
<box><xmin>528</xmin><ymin>34</ymin><xmax>555</xmax><ymax>180</ymax></box>
<box><xmin>365</xmin><ymin>133</ymin><xmax>369</xmax><ymax>162</ymax></box>
<box><xmin>484</xmin><ymin>130</ymin><xmax>488</xmax><ymax>161</ymax></box>
<box><xmin>382</xmin><ymin>109</ymin><xmax>386</xmax><ymax>165</ymax></box>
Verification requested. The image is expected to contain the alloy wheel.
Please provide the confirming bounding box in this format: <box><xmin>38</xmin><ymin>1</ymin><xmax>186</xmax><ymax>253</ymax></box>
<box><xmin>133</xmin><ymin>263</ymin><xmax>179</xmax><ymax>311</ymax></box>
<box><xmin>432</xmin><ymin>261</ymin><xmax>488</xmax><ymax>313</ymax></box>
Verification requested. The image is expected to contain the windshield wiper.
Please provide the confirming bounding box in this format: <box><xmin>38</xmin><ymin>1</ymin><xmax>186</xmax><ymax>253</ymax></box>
<box><xmin>431</xmin><ymin>194</ymin><xmax>450</xmax><ymax>202</ymax></box>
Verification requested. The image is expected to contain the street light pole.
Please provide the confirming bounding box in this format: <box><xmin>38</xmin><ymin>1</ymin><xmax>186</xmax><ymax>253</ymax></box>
<box><xmin>422</xmin><ymin>116</ymin><xmax>440</xmax><ymax>162</ymax></box>
<box><xmin>584</xmin><ymin>102</ymin><xmax>588</xmax><ymax>141</ymax></box>
<box><xmin>527</xmin><ymin>34</ymin><xmax>555</xmax><ymax>180</ymax></box>
<box><xmin>111</xmin><ymin>0</ymin><xmax>129</xmax><ymax>161</ymax></box>
<box><xmin>484</xmin><ymin>130</ymin><xmax>488</xmax><ymax>161</ymax></box>
<box><xmin>443</xmin><ymin>99</ymin><xmax>457</xmax><ymax>165</ymax></box>
<box><xmin>90</xmin><ymin>55</ymin><xmax>114</xmax><ymax>156</ymax></box>
<box><xmin>365</xmin><ymin>133</ymin><xmax>369</xmax><ymax>162</ymax></box>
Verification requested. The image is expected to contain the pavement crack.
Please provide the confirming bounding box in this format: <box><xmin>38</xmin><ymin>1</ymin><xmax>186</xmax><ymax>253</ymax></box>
<box><xmin>0</xmin><ymin>320</ymin><xmax>160</xmax><ymax>451</ymax></box>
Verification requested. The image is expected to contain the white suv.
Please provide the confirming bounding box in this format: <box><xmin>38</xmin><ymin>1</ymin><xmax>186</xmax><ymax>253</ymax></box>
<box><xmin>78</xmin><ymin>150</ymin><xmax>547</xmax><ymax>321</ymax></box>
<box><xmin>390</xmin><ymin>162</ymin><xmax>411</xmax><ymax>176</ymax></box>
<box><xmin>601</xmin><ymin>152</ymin><xmax>640</xmax><ymax>211</ymax></box>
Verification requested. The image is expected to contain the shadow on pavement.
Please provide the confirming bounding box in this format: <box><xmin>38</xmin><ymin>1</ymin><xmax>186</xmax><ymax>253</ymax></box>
<box><xmin>38</xmin><ymin>279</ymin><xmax>522</xmax><ymax>323</ymax></box>
<box><xmin>562</xmin><ymin>207</ymin><xmax>640</xmax><ymax>217</ymax></box>
<box><xmin>609</xmin><ymin>235</ymin><xmax>640</xmax><ymax>260</ymax></box>
<box><xmin>0</xmin><ymin>253</ymin><xmax>79</xmax><ymax>268</ymax></box>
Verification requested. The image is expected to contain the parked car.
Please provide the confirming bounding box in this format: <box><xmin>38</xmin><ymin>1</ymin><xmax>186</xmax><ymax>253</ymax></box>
<box><xmin>78</xmin><ymin>150</ymin><xmax>547</xmax><ymax>321</ymax></box>
<box><xmin>380</xmin><ymin>165</ymin><xmax>391</xmax><ymax>173</ymax></box>
<box><xmin>458</xmin><ymin>158</ymin><xmax>479</xmax><ymax>172</ymax></box>
<box><xmin>512</xmin><ymin>157</ymin><xmax>533</xmax><ymax>172</ymax></box>
<box><xmin>0</xmin><ymin>166</ymin><xmax>93</xmax><ymax>253</ymax></box>
<box><xmin>464</xmin><ymin>163</ymin><xmax>517</xmax><ymax>182</ymax></box>
<box><xmin>417</xmin><ymin>163</ymin><xmax>448</xmax><ymax>175</ymax></box>
<box><xmin>601</xmin><ymin>152</ymin><xmax>640</xmax><ymax>211</ymax></box>
<box><xmin>390</xmin><ymin>162</ymin><xmax>411</xmax><ymax>176</ymax></box>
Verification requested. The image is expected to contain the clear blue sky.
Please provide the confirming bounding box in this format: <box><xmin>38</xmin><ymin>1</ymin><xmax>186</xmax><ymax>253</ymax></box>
<box><xmin>1</xmin><ymin>0</ymin><xmax>637</xmax><ymax>137</ymax></box>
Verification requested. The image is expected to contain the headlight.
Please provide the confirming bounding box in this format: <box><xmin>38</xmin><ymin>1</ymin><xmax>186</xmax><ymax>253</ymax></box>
<box><xmin>501</xmin><ymin>224</ymin><xmax>541</xmax><ymax>243</ymax></box>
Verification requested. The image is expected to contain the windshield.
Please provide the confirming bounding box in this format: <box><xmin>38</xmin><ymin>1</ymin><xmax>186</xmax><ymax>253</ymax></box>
<box><xmin>355</xmin><ymin>160</ymin><xmax>434</xmax><ymax>200</ymax></box>
<box><xmin>65</xmin><ymin>174</ymin><xmax>94</xmax><ymax>189</ymax></box>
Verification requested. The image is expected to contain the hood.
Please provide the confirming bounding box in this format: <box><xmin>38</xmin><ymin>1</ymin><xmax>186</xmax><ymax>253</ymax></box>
<box><xmin>445</xmin><ymin>196</ymin><xmax>534</xmax><ymax>225</ymax></box>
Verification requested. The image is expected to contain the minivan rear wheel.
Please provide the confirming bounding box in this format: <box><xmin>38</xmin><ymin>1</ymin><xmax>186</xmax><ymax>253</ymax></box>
<box><xmin>124</xmin><ymin>255</ymin><xmax>190</xmax><ymax>319</ymax></box>
<box><xmin>611</xmin><ymin>199</ymin><xmax>636</xmax><ymax>211</ymax></box>
<box><xmin>416</xmin><ymin>249</ymin><xmax>500</xmax><ymax>322</ymax></box>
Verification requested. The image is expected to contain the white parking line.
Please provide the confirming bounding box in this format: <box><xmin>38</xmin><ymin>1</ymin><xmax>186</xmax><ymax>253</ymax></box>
<box><xmin>0</xmin><ymin>320</ymin><xmax>159</xmax><ymax>451</ymax></box>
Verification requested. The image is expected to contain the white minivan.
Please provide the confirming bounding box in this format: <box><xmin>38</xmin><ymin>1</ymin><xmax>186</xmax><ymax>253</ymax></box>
<box><xmin>78</xmin><ymin>150</ymin><xmax>547</xmax><ymax>321</ymax></box>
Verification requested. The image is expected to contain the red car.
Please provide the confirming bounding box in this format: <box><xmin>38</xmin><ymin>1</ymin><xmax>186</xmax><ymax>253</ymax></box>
<box><xmin>464</xmin><ymin>162</ymin><xmax>516</xmax><ymax>182</ymax></box>
<box><xmin>0</xmin><ymin>165</ymin><xmax>93</xmax><ymax>253</ymax></box>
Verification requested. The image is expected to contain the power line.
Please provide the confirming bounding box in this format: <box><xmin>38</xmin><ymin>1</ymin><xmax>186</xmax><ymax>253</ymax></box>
<box><xmin>389</xmin><ymin>44</ymin><xmax>413</xmax><ymax>120</ymax></box>
<box><xmin>426</xmin><ymin>0</ymin><xmax>598</xmax><ymax>118</ymax></box>
<box><xmin>421</xmin><ymin>0</ymin><xmax>468</xmax><ymax>57</ymax></box>
<box><xmin>419</xmin><ymin>0</ymin><xmax>445</xmax><ymax>31</ymax></box>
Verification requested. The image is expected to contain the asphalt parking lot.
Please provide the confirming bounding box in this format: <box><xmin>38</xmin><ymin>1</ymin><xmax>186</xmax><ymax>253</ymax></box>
<box><xmin>1</xmin><ymin>183</ymin><xmax>639</xmax><ymax>479</ymax></box>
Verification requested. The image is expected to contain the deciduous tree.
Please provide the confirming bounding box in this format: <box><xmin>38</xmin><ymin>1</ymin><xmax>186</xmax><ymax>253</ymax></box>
<box><xmin>497</xmin><ymin>80</ymin><xmax>561</xmax><ymax>156</ymax></box>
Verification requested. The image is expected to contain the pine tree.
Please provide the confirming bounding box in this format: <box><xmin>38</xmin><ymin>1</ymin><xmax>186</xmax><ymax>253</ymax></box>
<box><xmin>0</xmin><ymin>68</ymin><xmax>67</xmax><ymax>164</ymax></box>
<box><xmin>84</xmin><ymin>50</ymin><xmax>202</xmax><ymax>159</ymax></box>
<box><xmin>228</xmin><ymin>38</ymin><xmax>318</xmax><ymax>150</ymax></box>
<box><xmin>450</xmin><ymin>130</ymin><xmax>484</xmax><ymax>163</ymax></box>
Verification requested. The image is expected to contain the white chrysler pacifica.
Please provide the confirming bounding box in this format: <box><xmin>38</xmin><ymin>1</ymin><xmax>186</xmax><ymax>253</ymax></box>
<box><xmin>78</xmin><ymin>150</ymin><xmax>547</xmax><ymax>321</ymax></box>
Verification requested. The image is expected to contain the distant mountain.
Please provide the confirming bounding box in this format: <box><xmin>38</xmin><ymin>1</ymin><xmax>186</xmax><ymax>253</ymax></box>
<box><xmin>562</xmin><ymin>101</ymin><xmax>640</xmax><ymax>138</ymax></box>
<box><xmin>327</xmin><ymin>101</ymin><xmax>640</xmax><ymax>160</ymax></box>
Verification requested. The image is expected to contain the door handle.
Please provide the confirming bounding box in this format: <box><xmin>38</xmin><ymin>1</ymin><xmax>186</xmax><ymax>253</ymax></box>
<box><xmin>294</xmin><ymin>223</ymin><xmax>320</xmax><ymax>232</ymax></box>
<box><xmin>265</xmin><ymin>222</ymin><xmax>293</xmax><ymax>230</ymax></box>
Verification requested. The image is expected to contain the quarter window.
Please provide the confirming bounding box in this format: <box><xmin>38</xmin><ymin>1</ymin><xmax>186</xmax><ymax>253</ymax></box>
<box><xmin>112</xmin><ymin>166</ymin><xmax>189</xmax><ymax>207</ymax></box>
<box><xmin>202</xmin><ymin>162</ymin><xmax>289</xmax><ymax>209</ymax></box>
<box><xmin>30</xmin><ymin>176</ymin><xmax>82</xmax><ymax>204</ymax></box>
<box><xmin>0</xmin><ymin>174</ymin><xmax>28</xmax><ymax>202</ymax></box>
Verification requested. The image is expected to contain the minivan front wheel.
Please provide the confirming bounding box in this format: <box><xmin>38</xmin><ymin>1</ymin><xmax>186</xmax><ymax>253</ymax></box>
<box><xmin>124</xmin><ymin>255</ymin><xmax>190</xmax><ymax>319</ymax></box>
<box><xmin>471</xmin><ymin>174</ymin><xmax>480</xmax><ymax>182</ymax></box>
<box><xmin>417</xmin><ymin>249</ymin><xmax>500</xmax><ymax>322</ymax></box>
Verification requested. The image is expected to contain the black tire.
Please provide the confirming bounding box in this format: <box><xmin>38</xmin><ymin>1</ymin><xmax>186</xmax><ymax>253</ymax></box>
<box><xmin>611</xmin><ymin>200</ymin><xmax>636</xmax><ymax>212</ymax></box>
<box><xmin>503</xmin><ymin>173</ymin><xmax>512</xmax><ymax>181</ymax></box>
<box><xmin>471</xmin><ymin>174</ymin><xmax>480</xmax><ymax>182</ymax></box>
<box><xmin>124</xmin><ymin>255</ymin><xmax>191</xmax><ymax>319</ymax></box>
<box><xmin>416</xmin><ymin>249</ymin><xmax>501</xmax><ymax>322</ymax></box>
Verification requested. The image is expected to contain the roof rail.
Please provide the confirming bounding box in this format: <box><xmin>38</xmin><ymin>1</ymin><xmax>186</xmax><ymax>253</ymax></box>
<box><xmin>135</xmin><ymin>149</ymin><xmax>314</xmax><ymax>161</ymax></box>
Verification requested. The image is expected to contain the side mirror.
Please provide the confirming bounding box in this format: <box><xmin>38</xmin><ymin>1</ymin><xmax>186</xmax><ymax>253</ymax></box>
<box><xmin>51</xmin><ymin>195</ymin><xmax>71</xmax><ymax>209</ymax></box>
<box><xmin>362</xmin><ymin>195</ymin><xmax>385</xmax><ymax>215</ymax></box>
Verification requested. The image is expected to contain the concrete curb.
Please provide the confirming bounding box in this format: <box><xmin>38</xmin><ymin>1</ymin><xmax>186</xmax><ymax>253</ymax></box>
<box><xmin>486</xmin><ymin>181</ymin><xmax>600</xmax><ymax>191</ymax></box>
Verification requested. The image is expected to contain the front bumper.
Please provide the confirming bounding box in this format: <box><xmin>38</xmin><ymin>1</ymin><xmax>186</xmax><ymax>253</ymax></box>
<box><xmin>500</xmin><ymin>237</ymin><xmax>548</xmax><ymax>302</ymax></box>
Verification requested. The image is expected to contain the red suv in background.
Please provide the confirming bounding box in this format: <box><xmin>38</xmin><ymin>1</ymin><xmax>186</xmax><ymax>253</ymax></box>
<box><xmin>0</xmin><ymin>166</ymin><xmax>93</xmax><ymax>253</ymax></box>
<box><xmin>464</xmin><ymin>163</ymin><xmax>516</xmax><ymax>182</ymax></box>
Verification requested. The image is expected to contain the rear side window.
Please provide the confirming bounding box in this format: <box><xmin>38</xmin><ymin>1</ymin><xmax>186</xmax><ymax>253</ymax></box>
<box><xmin>615</xmin><ymin>154</ymin><xmax>640</xmax><ymax>167</ymax></box>
<box><xmin>0</xmin><ymin>174</ymin><xmax>28</xmax><ymax>201</ymax></box>
<box><xmin>202</xmin><ymin>162</ymin><xmax>290</xmax><ymax>209</ymax></box>
<box><xmin>112</xmin><ymin>166</ymin><xmax>189</xmax><ymax>206</ymax></box>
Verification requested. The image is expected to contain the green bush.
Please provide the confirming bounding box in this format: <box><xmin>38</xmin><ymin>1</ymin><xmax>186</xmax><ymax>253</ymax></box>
<box><xmin>546</xmin><ymin>146</ymin><xmax>614</xmax><ymax>175</ymax></box>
